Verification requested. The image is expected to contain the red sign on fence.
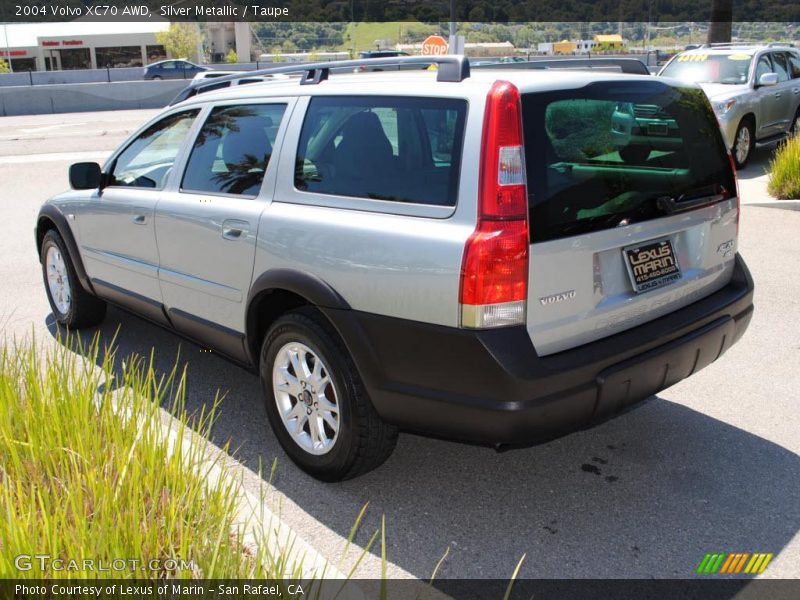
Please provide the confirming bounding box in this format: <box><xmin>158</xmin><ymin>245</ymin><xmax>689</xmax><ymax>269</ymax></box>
<box><xmin>421</xmin><ymin>36</ymin><xmax>449</xmax><ymax>56</ymax></box>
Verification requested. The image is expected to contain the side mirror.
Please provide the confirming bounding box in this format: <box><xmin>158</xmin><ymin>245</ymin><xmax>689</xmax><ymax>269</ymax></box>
<box><xmin>69</xmin><ymin>162</ymin><xmax>103</xmax><ymax>190</ymax></box>
<box><xmin>758</xmin><ymin>72</ymin><xmax>779</xmax><ymax>87</ymax></box>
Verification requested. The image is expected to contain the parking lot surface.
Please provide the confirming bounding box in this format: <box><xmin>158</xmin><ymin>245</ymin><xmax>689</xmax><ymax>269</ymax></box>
<box><xmin>1</xmin><ymin>110</ymin><xmax>798</xmax><ymax>579</ymax></box>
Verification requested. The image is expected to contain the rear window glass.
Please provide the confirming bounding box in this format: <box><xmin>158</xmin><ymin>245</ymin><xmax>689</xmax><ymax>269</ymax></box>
<box><xmin>522</xmin><ymin>81</ymin><xmax>735</xmax><ymax>243</ymax></box>
<box><xmin>295</xmin><ymin>96</ymin><xmax>466</xmax><ymax>207</ymax></box>
<box><xmin>181</xmin><ymin>104</ymin><xmax>285</xmax><ymax>196</ymax></box>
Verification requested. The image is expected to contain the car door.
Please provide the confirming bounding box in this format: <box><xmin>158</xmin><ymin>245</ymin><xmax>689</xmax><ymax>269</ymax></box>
<box><xmin>789</xmin><ymin>52</ymin><xmax>800</xmax><ymax>131</ymax></box>
<box><xmin>155</xmin><ymin>99</ymin><xmax>294</xmax><ymax>358</ymax></box>
<box><xmin>771</xmin><ymin>52</ymin><xmax>794</xmax><ymax>133</ymax></box>
<box><xmin>770</xmin><ymin>52</ymin><xmax>798</xmax><ymax>133</ymax></box>
<box><xmin>753</xmin><ymin>53</ymin><xmax>785</xmax><ymax>138</ymax></box>
<box><xmin>76</xmin><ymin>109</ymin><xmax>200</xmax><ymax>321</ymax></box>
<box><xmin>158</xmin><ymin>61</ymin><xmax>178</xmax><ymax>79</ymax></box>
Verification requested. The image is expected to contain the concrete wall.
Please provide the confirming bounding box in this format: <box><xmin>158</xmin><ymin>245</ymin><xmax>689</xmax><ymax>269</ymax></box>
<box><xmin>0</xmin><ymin>67</ymin><xmax>146</xmax><ymax>87</ymax></box>
<box><xmin>0</xmin><ymin>60</ymin><xmax>343</xmax><ymax>88</ymax></box>
<box><xmin>0</xmin><ymin>80</ymin><xmax>188</xmax><ymax>116</ymax></box>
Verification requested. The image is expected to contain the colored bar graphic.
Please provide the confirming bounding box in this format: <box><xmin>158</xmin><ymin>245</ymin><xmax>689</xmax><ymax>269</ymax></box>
<box><xmin>701</xmin><ymin>552</ymin><xmax>775</xmax><ymax>575</ymax></box>
<box><xmin>719</xmin><ymin>553</ymin><xmax>736</xmax><ymax>574</ymax></box>
<box><xmin>734</xmin><ymin>553</ymin><xmax>750</xmax><ymax>573</ymax></box>
<box><xmin>697</xmin><ymin>554</ymin><xmax>712</xmax><ymax>574</ymax></box>
<box><xmin>710</xmin><ymin>553</ymin><xmax>725</xmax><ymax>573</ymax></box>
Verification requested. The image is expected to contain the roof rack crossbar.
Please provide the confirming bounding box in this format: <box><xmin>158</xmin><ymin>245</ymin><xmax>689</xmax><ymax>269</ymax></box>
<box><xmin>471</xmin><ymin>57</ymin><xmax>650</xmax><ymax>75</ymax></box>
<box><xmin>171</xmin><ymin>55</ymin><xmax>470</xmax><ymax>104</ymax></box>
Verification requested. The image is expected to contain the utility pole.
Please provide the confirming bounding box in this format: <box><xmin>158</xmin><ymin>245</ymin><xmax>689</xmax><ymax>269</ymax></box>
<box><xmin>448</xmin><ymin>0</ymin><xmax>458</xmax><ymax>54</ymax></box>
<box><xmin>2</xmin><ymin>21</ymin><xmax>13</xmax><ymax>73</ymax></box>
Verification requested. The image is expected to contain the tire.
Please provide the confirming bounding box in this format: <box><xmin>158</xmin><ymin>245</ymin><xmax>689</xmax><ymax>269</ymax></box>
<box><xmin>152</xmin><ymin>75</ymin><xmax>163</xmax><ymax>80</ymax></box>
<box><xmin>40</xmin><ymin>229</ymin><xmax>107</xmax><ymax>329</ymax></box>
<box><xmin>732</xmin><ymin>119</ymin><xmax>754</xmax><ymax>169</ymax></box>
<box><xmin>790</xmin><ymin>108</ymin><xmax>800</xmax><ymax>139</ymax></box>
<box><xmin>260</xmin><ymin>308</ymin><xmax>397</xmax><ymax>481</ymax></box>
<box><xmin>619</xmin><ymin>145</ymin><xmax>650</xmax><ymax>164</ymax></box>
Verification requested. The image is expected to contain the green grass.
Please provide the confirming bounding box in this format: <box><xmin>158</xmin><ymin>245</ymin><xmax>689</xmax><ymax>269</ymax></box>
<box><xmin>0</xmin><ymin>334</ymin><xmax>276</xmax><ymax>579</ymax></box>
<box><xmin>339</xmin><ymin>22</ymin><xmax>437</xmax><ymax>53</ymax></box>
<box><xmin>768</xmin><ymin>134</ymin><xmax>800</xmax><ymax>200</ymax></box>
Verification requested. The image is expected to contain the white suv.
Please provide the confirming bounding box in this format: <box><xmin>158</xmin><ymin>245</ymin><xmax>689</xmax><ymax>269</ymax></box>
<box><xmin>36</xmin><ymin>56</ymin><xmax>754</xmax><ymax>480</ymax></box>
<box><xmin>659</xmin><ymin>43</ymin><xmax>800</xmax><ymax>167</ymax></box>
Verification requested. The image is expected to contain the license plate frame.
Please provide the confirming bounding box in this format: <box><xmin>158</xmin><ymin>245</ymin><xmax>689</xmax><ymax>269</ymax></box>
<box><xmin>646</xmin><ymin>122</ymin><xmax>669</xmax><ymax>136</ymax></box>
<box><xmin>623</xmin><ymin>238</ymin><xmax>682</xmax><ymax>293</ymax></box>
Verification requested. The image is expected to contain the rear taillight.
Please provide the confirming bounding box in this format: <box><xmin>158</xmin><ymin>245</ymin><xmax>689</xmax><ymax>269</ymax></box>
<box><xmin>460</xmin><ymin>81</ymin><xmax>529</xmax><ymax>328</ymax></box>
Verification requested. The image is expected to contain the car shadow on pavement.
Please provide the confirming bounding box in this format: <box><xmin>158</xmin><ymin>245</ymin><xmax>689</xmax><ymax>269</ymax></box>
<box><xmin>48</xmin><ymin>306</ymin><xmax>800</xmax><ymax>582</ymax></box>
<box><xmin>736</xmin><ymin>142</ymin><xmax>778</xmax><ymax>181</ymax></box>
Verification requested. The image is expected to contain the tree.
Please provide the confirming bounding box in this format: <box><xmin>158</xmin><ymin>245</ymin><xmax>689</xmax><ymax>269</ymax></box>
<box><xmin>155</xmin><ymin>23</ymin><xmax>203</xmax><ymax>61</ymax></box>
<box><xmin>225</xmin><ymin>49</ymin><xmax>238</xmax><ymax>64</ymax></box>
<box><xmin>707</xmin><ymin>0</ymin><xmax>733</xmax><ymax>44</ymax></box>
<box><xmin>0</xmin><ymin>58</ymin><xmax>9</xmax><ymax>74</ymax></box>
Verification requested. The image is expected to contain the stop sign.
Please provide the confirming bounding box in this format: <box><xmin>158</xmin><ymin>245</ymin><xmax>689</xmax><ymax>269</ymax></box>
<box><xmin>421</xmin><ymin>35</ymin><xmax>449</xmax><ymax>56</ymax></box>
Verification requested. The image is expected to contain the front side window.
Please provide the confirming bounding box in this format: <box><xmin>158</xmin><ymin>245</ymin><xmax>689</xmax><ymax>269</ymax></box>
<box><xmin>755</xmin><ymin>55</ymin><xmax>773</xmax><ymax>80</ymax></box>
<box><xmin>109</xmin><ymin>110</ymin><xmax>199</xmax><ymax>190</ymax></box>
<box><xmin>294</xmin><ymin>96</ymin><xmax>466</xmax><ymax>207</ymax></box>
<box><xmin>181</xmin><ymin>104</ymin><xmax>286</xmax><ymax>197</ymax></box>
<box><xmin>522</xmin><ymin>81</ymin><xmax>735</xmax><ymax>243</ymax></box>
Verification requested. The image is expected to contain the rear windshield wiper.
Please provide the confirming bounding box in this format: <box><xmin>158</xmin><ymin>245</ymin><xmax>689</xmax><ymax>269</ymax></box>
<box><xmin>655</xmin><ymin>189</ymin><xmax>725</xmax><ymax>215</ymax></box>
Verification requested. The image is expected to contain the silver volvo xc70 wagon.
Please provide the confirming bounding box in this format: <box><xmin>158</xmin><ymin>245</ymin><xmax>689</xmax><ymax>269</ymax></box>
<box><xmin>36</xmin><ymin>56</ymin><xmax>754</xmax><ymax>481</ymax></box>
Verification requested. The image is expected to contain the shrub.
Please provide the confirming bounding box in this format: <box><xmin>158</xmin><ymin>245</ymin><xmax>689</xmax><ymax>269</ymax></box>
<box><xmin>0</xmin><ymin>335</ymin><xmax>271</xmax><ymax>578</ymax></box>
<box><xmin>768</xmin><ymin>135</ymin><xmax>800</xmax><ymax>199</ymax></box>
<box><xmin>226</xmin><ymin>49</ymin><xmax>239</xmax><ymax>64</ymax></box>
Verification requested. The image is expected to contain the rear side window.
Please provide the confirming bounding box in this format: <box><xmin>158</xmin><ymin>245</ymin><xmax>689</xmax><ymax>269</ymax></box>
<box><xmin>522</xmin><ymin>81</ymin><xmax>736</xmax><ymax>243</ymax></box>
<box><xmin>771</xmin><ymin>52</ymin><xmax>790</xmax><ymax>82</ymax></box>
<box><xmin>789</xmin><ymin>53</ymin><xmax>800</xmax><ymax>79</ymax></box>
<box><xmin>181</xmin><ymin>104</ymin><xmax>286</xmax><ymax>197</ymax></box>
<box><xmin>294</xmin><ymin>96</ymin><xmax>466</xmax><ymax>206</ymax></box>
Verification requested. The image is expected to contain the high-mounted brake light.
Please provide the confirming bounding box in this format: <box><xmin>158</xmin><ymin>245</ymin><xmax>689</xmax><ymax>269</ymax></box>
<box><xmin>460</xmin><ymin>81</ymin><xmax>529</xmax><ymax>329</ymax></box>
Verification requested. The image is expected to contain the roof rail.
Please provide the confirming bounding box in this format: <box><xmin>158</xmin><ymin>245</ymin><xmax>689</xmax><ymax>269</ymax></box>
<box><xmin>471</xmin><ymin>57</ymin><xmax>650</xmax><ymax>76</ymax></box>
<box><xmin>170</xmin><ymin>55</ymin><xmax>470</xmax><ymax>105</ymax></box>
<box><xmin>767</xmin><ymin>42</ymin><xmax>795</xmax><ymax>48</ymax></box>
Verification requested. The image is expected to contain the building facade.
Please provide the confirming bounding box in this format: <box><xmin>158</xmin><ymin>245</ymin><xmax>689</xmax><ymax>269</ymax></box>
<box><xmin>0</xmin><ymin>21</ymin><xmax>252</xmax><ymax>72</ymax></box>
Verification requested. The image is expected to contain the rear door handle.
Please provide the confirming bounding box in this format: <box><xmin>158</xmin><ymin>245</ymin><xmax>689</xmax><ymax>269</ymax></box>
<box><xmin>221</xmin><ymin>219</ymin><xmax>249</xmax><ymax>241</ymax></box>
<box><xmin>132</xmin><ymin>214</ymin><xmax>146</xmax><ymax>225</ymax></box>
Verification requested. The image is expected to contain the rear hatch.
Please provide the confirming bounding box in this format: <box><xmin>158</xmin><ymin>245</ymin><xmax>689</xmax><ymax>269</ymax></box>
<box><xmin>521</xmin><ymin>79</ymin><xmax>739</xmax><ymax>355</ymax></box>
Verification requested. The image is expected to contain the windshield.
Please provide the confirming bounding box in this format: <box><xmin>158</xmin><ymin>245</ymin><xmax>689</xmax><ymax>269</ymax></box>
<box><xmin>522</xmin><ymin>81</ymin><xmax>735</xmax><ymax>243</ymax></box>
<box><xmin>660</xmin><ymin>53</ymin><xmax>752</xmax><ymax>84</ymax></box>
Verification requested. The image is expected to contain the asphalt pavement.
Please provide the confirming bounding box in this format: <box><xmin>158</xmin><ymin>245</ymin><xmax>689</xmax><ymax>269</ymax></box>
<box><xmin>1</xmin><ymin>111</ymin><xmax>798</xmax><ymax>580</ymax></box>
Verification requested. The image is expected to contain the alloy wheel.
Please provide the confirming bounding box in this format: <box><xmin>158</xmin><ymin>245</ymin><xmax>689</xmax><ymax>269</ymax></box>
<box><xmin>272</xmin><ymin>342</ymin><xmax>340</xmax><ymax>455</ymax></box>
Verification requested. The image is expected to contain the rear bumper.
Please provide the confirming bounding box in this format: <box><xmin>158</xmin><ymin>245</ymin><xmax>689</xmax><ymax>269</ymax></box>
<box><xmin>323</xmin><ymin>254</ymin><xmax>754</xmax><ymax>445</ymax></box>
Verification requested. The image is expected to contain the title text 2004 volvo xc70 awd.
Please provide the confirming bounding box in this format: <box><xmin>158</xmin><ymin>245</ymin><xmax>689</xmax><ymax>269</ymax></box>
<box><xmin>36</xmin><ymin>57</ymin><xmax>754</xmax><ymax>481</ymax></box>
